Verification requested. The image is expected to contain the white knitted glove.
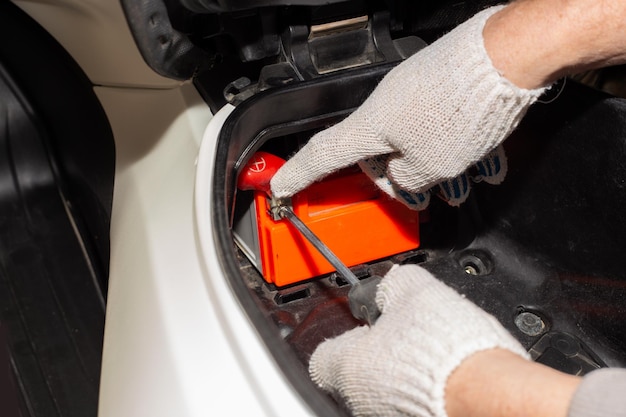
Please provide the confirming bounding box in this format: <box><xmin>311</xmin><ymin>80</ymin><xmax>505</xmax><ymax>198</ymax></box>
<box><xmin>271</xmin><ymin>6</ymin><xmax>545</xmax><ymax>207</ymax></box>
<box><xmin>309</xmin><ymin>264</ymin><xmax>529</xmax><ymax>417</ymax></box>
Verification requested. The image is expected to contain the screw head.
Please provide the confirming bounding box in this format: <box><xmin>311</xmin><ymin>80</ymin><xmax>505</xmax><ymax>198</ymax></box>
<box><xmin>515</xmin><ymin>311</ymin><xmax>546</xmax><ymax>336</ymax></box>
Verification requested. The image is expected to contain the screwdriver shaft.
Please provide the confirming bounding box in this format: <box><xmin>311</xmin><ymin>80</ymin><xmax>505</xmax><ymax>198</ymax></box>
<box><xmin>277</xmin><ymin>206</ymin><xmax>360</xmax><ymax>286</ymax></box>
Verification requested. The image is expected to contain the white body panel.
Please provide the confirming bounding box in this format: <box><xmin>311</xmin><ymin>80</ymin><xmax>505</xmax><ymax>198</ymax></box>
<box><xmin>97</xmin><ymin>86</ymin><xmax>311</xmax><ymax>417</ymax></box>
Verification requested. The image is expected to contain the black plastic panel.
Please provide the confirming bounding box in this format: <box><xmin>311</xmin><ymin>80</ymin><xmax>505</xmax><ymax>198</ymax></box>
<box><xmin>181</xmin><ymin>0</ymin><xmax>352</xmax><ymax>13</ymax></box>
<box><xmin>472</xmin><ymin>81</ymin><xmax>626</xmax><ymax>361</ymax></box>
<box><xmin>0</xmin><ymin>3</ymin><xmax>114</xmax><ymax>416</ymax></box>
<box><xmin>121</xmin><ymin>0</ymin><xmax>214</xmax><ymax>80</ymax></box>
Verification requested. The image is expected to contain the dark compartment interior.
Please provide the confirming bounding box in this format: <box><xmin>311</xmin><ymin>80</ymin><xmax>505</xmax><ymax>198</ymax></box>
<box><xmin>211</xmin><ymin>64</ymin><xmax>626</xmax><ymax>415</ymax></box>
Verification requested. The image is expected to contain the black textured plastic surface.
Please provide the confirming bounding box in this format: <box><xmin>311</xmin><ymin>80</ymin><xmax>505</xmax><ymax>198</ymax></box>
<box><xmin>121</xmin><ymin>0</ymin><xmax>214</xmax><ymax>80</ymax></box>
<box><xmin>0</xmin><ymin>3</ymin><xmax>114</xmax><ymax>416</ymax></box>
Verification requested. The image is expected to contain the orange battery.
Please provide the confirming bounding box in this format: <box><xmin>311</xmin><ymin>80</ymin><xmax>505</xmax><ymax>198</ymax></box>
<box><xmin>240</xmin><ymin>156</ymin><xmax>419</xmax><ymax>287</ymax></box>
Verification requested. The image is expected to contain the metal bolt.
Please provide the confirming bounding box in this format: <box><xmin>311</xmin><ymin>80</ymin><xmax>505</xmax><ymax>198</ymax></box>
<box><xmin>464</xmin><ymin>264</ymin><xmax>478</xmax><ymax>275</ymax></box>
<box><xmin>515</xmin><ymin>311</ymin><xmax>546</xmax><ymax>336</ymax></box>
<box><xmin>459</xmin><ymin>253</ymin><xmax>491</xmax><ymax>276</ymax></box>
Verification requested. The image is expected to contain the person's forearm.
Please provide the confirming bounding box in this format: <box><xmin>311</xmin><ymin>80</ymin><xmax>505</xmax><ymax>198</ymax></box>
<box><xmin>445</xmin><ymin>349</ymin><xmax>582</xmax><ymax>417</ymax></box>
<box><xmin>484</xmin><ymin>0</ymin><xmax>626</xmax><ymax>89</ymax></box>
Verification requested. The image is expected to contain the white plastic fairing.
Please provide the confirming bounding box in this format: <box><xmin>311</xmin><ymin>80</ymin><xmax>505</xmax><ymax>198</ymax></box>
<box><xmin>194</xmin><ymin>106</ymin><xmax>316</xmax><ymax>417</ymax></box>
<box><xmin>99</xmin><ymin>83</ymin><xmax>313</xmax><ymax>416</ymax></box>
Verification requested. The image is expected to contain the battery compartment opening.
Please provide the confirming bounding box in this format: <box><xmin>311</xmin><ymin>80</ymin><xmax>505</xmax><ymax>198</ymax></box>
<box><xmin>230</xmin><ymin>127</ymin><xmax>462</xmax><ymax>364</ymax></box>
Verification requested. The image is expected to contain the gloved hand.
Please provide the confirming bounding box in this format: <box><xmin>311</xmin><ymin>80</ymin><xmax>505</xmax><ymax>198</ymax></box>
<box><xmin>364</xmin><ymin>143</ymin><xmax>507</xmax><ymax>209</ymax></box>
<box><xmin>437</xmin><ymin>144</ymin><xmax>508</xmax><ymax>207</ymax></box>
<box><xmin>271</xmin><ymin>6</ymin><xmax>545</xmax><ymax>209</ymax></box>
<box><xmin>309</xmin><ymin>264</ymin><xmax>529</xmax><ymax>417</ymax></box>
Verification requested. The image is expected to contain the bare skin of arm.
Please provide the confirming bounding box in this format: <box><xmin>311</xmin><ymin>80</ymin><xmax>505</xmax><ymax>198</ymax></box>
<box><xmin>484</xmin><ymin>0</ymin><xmax>626</xmax><ymax>89</ymax></box>
<box><xmin>446</xmin><ymin>349</ymin><xmax>582</xmax><ymax>417</ymax></box>
<box><xmin>444</xmin><ymin>2</ymin><xmax>626</xmax><ymax>416</ymax></box>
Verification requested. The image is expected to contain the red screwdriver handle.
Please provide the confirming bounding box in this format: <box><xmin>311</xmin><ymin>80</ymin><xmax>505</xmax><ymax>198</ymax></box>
<box><xmin>237</xmin><ymin>151</ymin><xmax>287</xmax><ymax>194</ymax></box>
